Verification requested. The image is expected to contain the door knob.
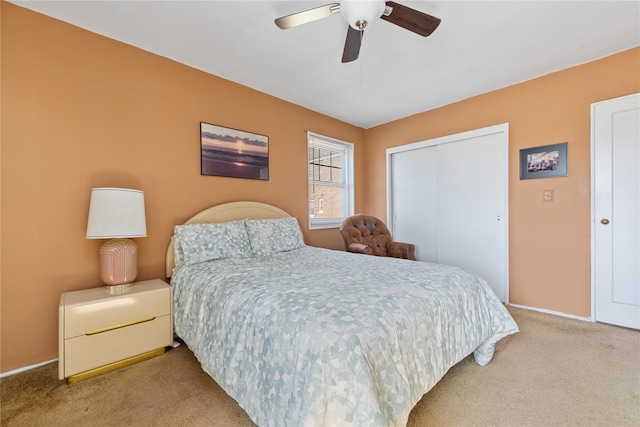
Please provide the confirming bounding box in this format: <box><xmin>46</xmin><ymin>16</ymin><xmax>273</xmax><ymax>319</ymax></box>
<box><xmin>601</xmin><ymin>218</ymin><xmax>610</xmax><ymax>225</ymax></box>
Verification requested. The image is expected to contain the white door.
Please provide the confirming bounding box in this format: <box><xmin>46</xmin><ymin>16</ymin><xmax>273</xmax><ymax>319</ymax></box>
<box><xmin>389</xmin><ymin>146</ymin><xmax>437</xmax><ymax>261</ymax></box>
<box><xmin>436</xmin><ymin>134</ymin><xmax>508</xmax><ymax>299</ymax></box>
<box><xmin>592</xmin><ymin>93</ymin><xmax>640</xmax><ymax>329</ymax></box>
<box><xmin>388</xmin><ymin>124</ymin><xmax>509</xmax><ymax>302</ymax></box>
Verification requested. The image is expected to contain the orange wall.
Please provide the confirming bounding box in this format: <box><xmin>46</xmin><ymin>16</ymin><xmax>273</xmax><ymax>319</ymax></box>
<box><xmin>0</xmin><ymin>3</ymin><xmax>365</xmax><ymax>372</ymax></box>
<box><xmin>364</xmin><ymin>47</ymin><xmax>640</xmax><ymax>318</ymax></box>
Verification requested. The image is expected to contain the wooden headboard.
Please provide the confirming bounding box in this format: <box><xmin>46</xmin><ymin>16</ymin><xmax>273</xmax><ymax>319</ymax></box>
<box><xmin>166</xmin><ymin>201</ymin><xmax>291</xmax><ymax>278</ymax></box>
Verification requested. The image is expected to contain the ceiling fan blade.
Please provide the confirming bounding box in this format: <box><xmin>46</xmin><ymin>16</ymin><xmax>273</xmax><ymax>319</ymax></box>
<box><xmin>342</xmin><ymin>26</ymin><xmax>363</xmax><ymax>63</ymax></box>
<box><xmin>275</xmin><ymin>3</ymin><xmax>340</xmax><ymax>29</ymax></box>
<box><xmin>380</xmin><ymin>1</ymin><xmax>441</xmax><ymax>37</ymax></box>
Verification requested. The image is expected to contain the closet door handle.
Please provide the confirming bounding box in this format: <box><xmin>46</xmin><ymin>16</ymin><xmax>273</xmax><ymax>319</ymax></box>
<box><xmin>600</xmin><ymin>218</ymin><xmax>610</xmax><ymax>225</ymax></box>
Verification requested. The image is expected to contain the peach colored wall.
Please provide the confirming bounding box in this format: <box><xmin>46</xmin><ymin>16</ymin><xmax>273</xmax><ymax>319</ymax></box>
<box><xmin>0</xmin><ymin>3</ymin><xmax>365</xmax><ymax>372</ymax></box>
<box><xmin>364</xmin><ymin>47</ymin><xmax>640</xmax><ymax>318</ymax></box>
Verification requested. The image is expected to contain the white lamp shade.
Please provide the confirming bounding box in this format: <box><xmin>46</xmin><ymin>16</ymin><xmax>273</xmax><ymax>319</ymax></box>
<box><xmin>86</xmin><ymin>188</ymin><xmax>147</xmax><ymax>239</ymax></box>
<box><xmin>341</xmin><ymin>0</ymin><xmax>385</xmax><ymax>30</ymax></box>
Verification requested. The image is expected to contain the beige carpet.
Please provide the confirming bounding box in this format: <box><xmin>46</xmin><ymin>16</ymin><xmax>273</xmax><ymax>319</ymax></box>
<box><xmin>2</xmin><ymin>307</ymin><xmax>639</xmax><ymax>426</ymax></box>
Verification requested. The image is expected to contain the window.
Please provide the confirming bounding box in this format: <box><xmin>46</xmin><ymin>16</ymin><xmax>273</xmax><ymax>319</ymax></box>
<box><xmin>307</xmin><ymin>132</ymin><xmax>354</xmax><ymax>230</ymax></box>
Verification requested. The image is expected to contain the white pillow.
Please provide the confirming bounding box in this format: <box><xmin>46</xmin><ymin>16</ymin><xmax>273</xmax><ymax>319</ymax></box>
<box><xmin>173</xmin><ymin>220</ymin><xmax>253</xmax><ymax>266</ymax></box>
<box><xmin>245</xmin><ymin>217</ymin><xmax>305</xmax><ymax>257</ymax></box>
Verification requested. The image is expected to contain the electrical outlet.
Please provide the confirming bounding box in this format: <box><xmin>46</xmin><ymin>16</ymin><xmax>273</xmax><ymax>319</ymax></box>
<box><xmin>543</xmin><ymin>189</ymin><xmax>554</xmax><ymax>202</ymax></box>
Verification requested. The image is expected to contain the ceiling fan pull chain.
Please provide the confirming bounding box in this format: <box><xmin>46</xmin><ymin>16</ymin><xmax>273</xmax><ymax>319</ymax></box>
<box><xmin>360</xmin><ymin>31</ymin><xmax>366</xmax><ymax>85</ymax></box>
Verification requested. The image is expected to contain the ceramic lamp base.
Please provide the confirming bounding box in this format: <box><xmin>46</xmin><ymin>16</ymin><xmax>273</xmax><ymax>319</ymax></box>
<box><xmin>99</xmin><ymin>238</ymin><xmax>138</xmax><ymax>288</ymax></box>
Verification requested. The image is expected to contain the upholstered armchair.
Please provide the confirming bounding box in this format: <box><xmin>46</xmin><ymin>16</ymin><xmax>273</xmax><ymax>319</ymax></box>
<box><xmin>339</xmin><ymin>215</ymin><xmax>416</xmax><ymax>260</ymax></box>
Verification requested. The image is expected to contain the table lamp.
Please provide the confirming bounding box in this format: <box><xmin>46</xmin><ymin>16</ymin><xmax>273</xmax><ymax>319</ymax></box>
<box><xmin>86</xmin><ymin>188</ymin><xmax>147</xmax><ymax>293</ymax></box>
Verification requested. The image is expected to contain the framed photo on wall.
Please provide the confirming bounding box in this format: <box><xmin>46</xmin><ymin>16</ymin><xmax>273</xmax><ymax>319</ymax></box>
<box><xmin>520</xmin><ymin>142</ymin><xmax>568</xmax><ymax>180</ymax></box>
<box><xmin>200</xmin><ymin>122</ymin><xmax>269</xmax><ymax>180</ymax></box>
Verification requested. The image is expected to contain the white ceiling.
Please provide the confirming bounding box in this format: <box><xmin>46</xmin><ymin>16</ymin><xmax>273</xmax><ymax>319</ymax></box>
<box><xmin>10</xmin><ymin>1</ymin><xmax>640</xmax><ymax>128</ymax></box>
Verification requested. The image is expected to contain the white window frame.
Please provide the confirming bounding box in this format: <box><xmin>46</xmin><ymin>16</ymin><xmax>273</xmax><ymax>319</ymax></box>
<box><xmin>307</xmin><ymin>131</ymin><xmax>354</xmax><ymax>230</ymax></box>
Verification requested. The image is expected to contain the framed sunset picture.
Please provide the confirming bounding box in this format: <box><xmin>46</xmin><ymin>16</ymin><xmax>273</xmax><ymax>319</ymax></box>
<box><xmin>200</xmin><ymin>122</ymin><xmax>269</xmax><ymax>180</ymax></box>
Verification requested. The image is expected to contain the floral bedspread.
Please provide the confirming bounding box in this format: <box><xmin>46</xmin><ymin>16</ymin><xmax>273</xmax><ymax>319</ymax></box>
<box><xmin>171</xmin><ymin>246</ymin><xmax>518</xmax><ymax>427</ymax></box>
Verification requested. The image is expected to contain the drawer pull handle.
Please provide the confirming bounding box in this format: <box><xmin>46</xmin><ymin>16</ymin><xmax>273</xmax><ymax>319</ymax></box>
<box><xmin>85</xmin><ymin>317</ymin><xmax>156</xmax><ymax>336</ymax></box>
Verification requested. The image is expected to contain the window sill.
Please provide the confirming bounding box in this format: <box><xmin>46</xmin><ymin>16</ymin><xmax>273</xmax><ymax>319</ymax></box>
<box><xmin>309</xmin><ymin>219</ymin><xmax>343</xmax><ymax>230</ymax></box>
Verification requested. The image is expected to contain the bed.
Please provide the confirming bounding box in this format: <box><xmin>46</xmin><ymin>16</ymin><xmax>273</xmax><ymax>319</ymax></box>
<box><xmin>167</xmin><ymin>201</ymin><xmax>519</xmax><ymax>427</ymax></box>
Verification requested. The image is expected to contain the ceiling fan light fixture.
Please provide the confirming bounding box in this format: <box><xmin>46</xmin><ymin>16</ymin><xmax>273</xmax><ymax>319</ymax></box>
<box><xmin>275</xmin><ymin>1</ymin><xmax>442</xmax><ymax>64</ymax></box>
<box><xmin>341</xmin><ymin>0</ymin><xmax>386</xmax><ymax>31</ymax></box>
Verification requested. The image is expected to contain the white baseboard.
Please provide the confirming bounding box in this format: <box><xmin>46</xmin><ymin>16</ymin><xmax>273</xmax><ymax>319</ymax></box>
<box><xmin>0</xmin><ymin>358</ymin><xmax>57</xmax><ymax>379</ymax></box>
<box><xmin>508</xmin><ymin>303</ymin><xmax>592</xmax><ymax>322</ymax></box>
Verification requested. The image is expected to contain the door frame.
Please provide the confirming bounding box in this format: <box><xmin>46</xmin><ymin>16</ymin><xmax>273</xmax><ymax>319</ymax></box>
<box><xmin>385</xmin><ymin>123</ymin><xmax>510</xmax><ymax>302</ymax></box>
<box><xmin>590</xmin><ymin>93</ymin><xmax>640</xmax><ymax>325</ymax></box>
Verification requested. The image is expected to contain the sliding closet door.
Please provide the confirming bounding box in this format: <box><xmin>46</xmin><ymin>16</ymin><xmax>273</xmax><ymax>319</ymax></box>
<box><xmin>389</xmin><ymin>146</ymin><xmax>437</xmax><ymax>261</ymax></box>
<box><xmin>387</xmin><ymin>124</ymin><xmax>509</xmax><ymax>302</ymax></box>
<box><xmin>436</xmin><ymin>134</ymin><xmax>507</xmax><ymax>300</ymax></box>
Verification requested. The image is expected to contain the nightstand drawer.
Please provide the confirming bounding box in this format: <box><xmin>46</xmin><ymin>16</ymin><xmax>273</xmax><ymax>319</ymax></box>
<box><xmin>63</xmin><ymin>282</ymin><xmax>170</xmax><ymax>339</ymax></box>
<box><xmin>59</xmin><ymin>279</ymin><xmax>173</xmax><ymax>382</ymax></box>
<box><xmin>64</xmin><ymin>314</ymin><xmax>171</xmax><ymax>377</ymax></box>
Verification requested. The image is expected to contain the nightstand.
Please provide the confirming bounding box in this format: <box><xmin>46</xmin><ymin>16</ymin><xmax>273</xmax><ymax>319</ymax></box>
<box><xmin>58</xmin><ymin>279</ymin><xmax>173</xmax><ymax>384</ymax></box>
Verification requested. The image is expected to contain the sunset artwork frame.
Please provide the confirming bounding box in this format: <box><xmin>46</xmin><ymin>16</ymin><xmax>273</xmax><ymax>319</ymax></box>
<box><xmin>200</xmin><ymin>122</ymin><xmax>269</xmax><ymax>180</ymax></box>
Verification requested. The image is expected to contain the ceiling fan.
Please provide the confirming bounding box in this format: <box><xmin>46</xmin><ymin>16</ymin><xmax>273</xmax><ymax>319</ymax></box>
<box><xmin>275</xmin><ymin>0</ymin><xmax>441</xmax><ymax>63</ymax></box>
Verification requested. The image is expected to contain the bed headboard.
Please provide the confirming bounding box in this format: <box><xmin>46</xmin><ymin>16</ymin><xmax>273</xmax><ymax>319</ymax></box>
<box><xmin>166</xmin><ymin>201</ymin><xmax>292</xmax><ymax>278</ymax></box>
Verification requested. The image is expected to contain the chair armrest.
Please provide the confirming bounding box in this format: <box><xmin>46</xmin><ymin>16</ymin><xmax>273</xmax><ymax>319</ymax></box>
<box><xmin>387</xmin><ymin>241</ymin><xmax>417</xmax><ymax>260</ymax></box>
<box><xmin>347</xmin><ymin>242</ymin><xmax>373</xmax><ymax>255</ymax></box>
